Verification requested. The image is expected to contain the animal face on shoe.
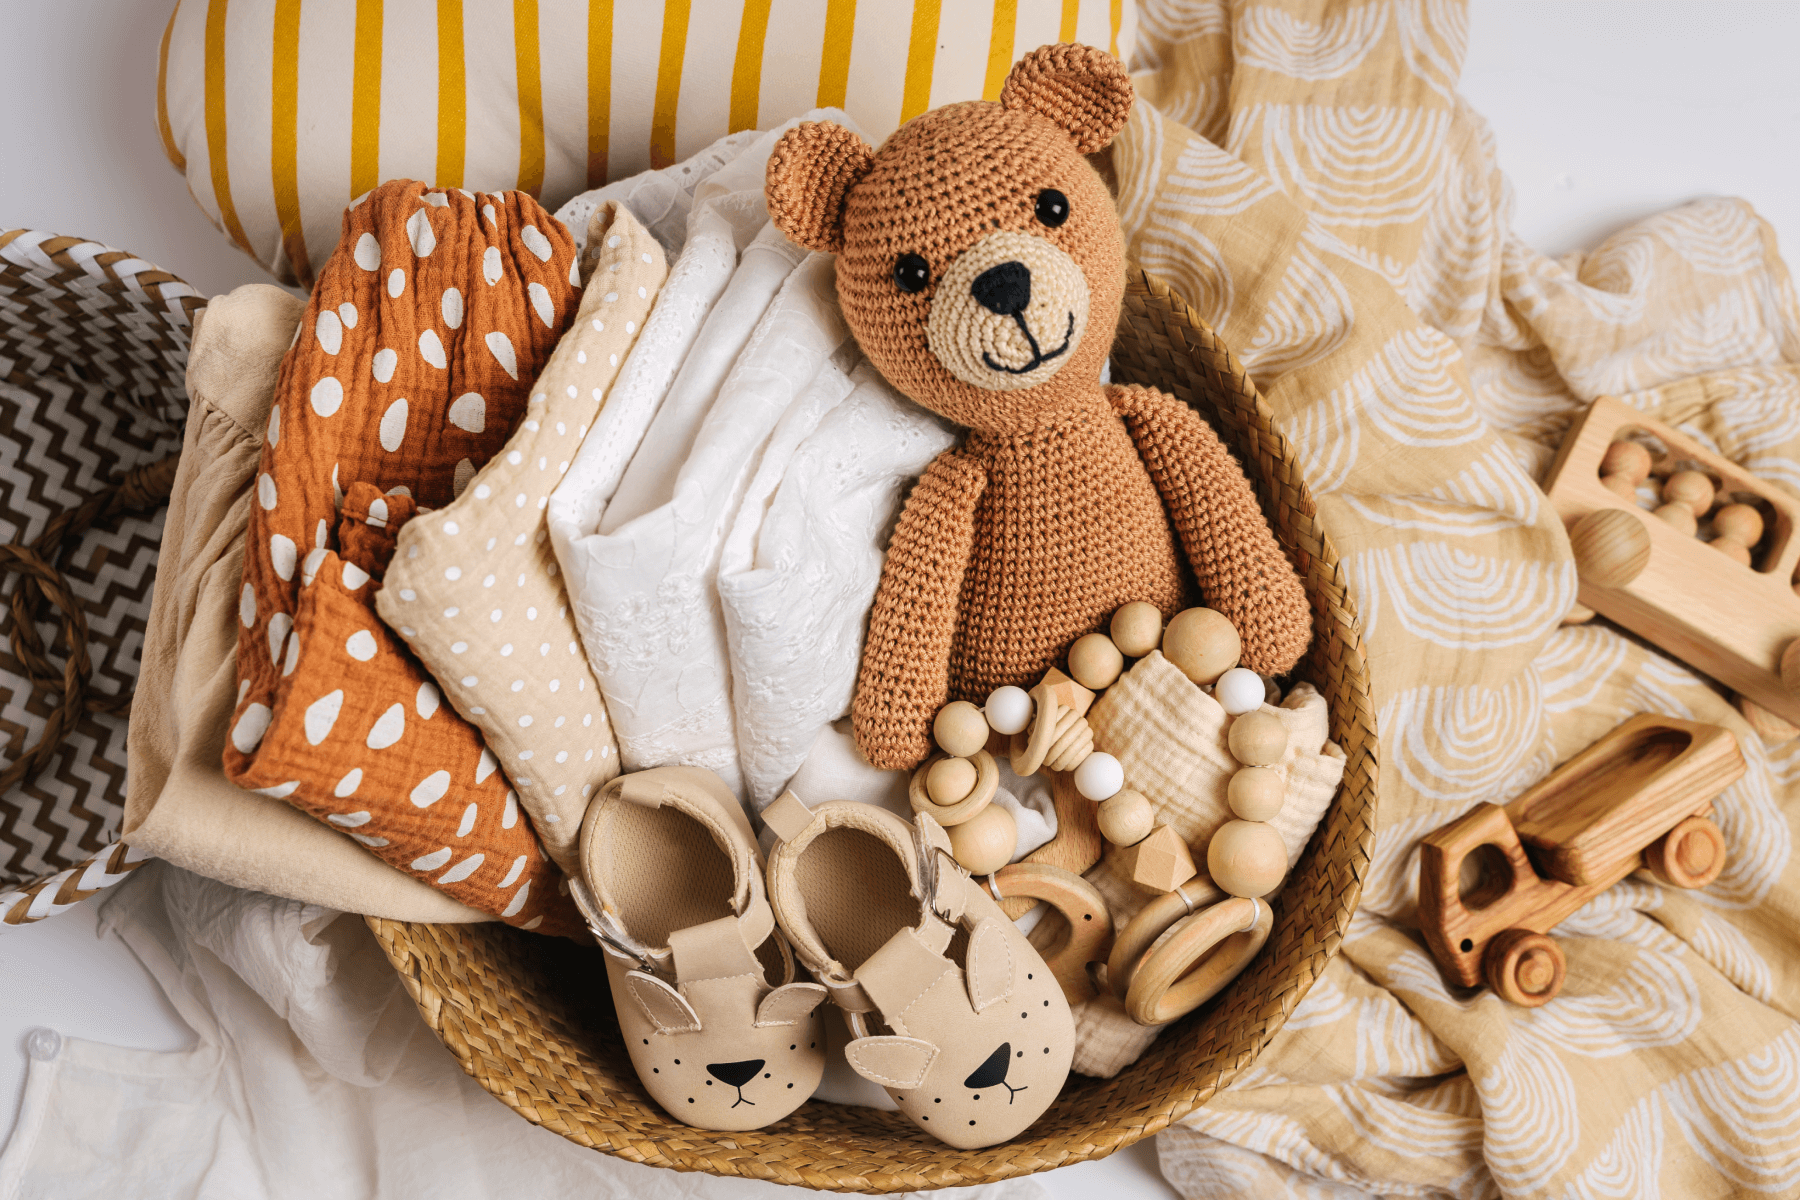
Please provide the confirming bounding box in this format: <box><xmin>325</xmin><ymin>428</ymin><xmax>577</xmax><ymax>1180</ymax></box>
<box><xmin>841</xmin><ymin>921</ymin><xmax>1075</xmax><ymax>1150</ymax></box>
<box><xmin>767</xmin><ymin>44</ymin><xmax>1132</xmax><ymax>434</ymax></box>
<box><xmin>610</xmin><ymin>955</ymin><xmax>828</xmax><ymax>1131</ymax></box>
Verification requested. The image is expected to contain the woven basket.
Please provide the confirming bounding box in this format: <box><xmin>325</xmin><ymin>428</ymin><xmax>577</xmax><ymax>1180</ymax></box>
<box><xmin>366</xmin><ymin>265</ymin><xmax>1379</xmax><ymax>1192</ymax></box>
<box><xmin>0</xmin><ymin>230</ymin><xmax>201</xmax><ymax>926</ymax></box>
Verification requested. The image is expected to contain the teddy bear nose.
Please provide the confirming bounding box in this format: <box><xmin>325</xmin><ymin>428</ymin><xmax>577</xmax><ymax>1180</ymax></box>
<box><xmin>970</xmin><ymin>261</ymin><xmax>1032</xmax><ymax>317</ymax></box>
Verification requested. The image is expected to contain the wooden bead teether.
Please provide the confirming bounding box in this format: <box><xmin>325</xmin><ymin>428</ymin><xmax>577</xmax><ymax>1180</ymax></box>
<box><xmin>1110</xmin><ymin>601</ymin><xmax>1164</xmax><ymax>658</ymax></box>
<box><xmin>1161</xmin><ymin>607</ymin><xmax>1240</xmax><ymax>687</ymax></box>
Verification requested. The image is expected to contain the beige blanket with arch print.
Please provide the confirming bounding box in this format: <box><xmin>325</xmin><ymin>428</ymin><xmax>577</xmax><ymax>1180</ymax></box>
<box><xmin>1119</xmin><ymin>2</ymin><xmax>1800</xmax><ymax>1195</ymax></box>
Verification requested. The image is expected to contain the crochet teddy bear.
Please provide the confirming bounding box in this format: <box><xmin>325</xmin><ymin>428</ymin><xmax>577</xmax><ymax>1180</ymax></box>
<box><xmin>766</xmin><ymin>44</ymin><xmax>1313</xmax><ymax>771</ymax></box>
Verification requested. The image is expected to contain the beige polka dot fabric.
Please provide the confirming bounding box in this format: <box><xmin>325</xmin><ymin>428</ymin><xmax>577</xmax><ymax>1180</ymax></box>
<box><xmin>377</xmin><ymin>202</ymin><xmax>665</xmax><ymax>869</ymax></box>
<box><xmin>222</xmin><ymin>178</ymin><xmax>583</xmax><ymax>933</ymax></box>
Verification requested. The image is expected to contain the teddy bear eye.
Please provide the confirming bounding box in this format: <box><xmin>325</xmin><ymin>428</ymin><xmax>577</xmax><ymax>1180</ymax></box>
<box><xmin>1035</xmin><ymin>189</ymin><xmax>1070</xmax><ymax>227</ymax></box>
<box><xmin>893</xmin><ymin>253</ymin><xmax>931</xmax><ymax>294</ymax></box>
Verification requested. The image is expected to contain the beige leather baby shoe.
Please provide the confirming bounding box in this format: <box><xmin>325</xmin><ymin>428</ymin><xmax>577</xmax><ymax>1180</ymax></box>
<box><xmin>762</xmin><ymin>794</ymin><xmax>1075</xmax><ymax>1149</ymax></box>
<box><xmin>574</xmin><ymin>766</ymin><xmax>827</xmax><ymax>1131</ymax></box>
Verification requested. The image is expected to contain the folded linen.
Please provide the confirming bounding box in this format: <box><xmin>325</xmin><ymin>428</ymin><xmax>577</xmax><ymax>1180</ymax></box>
<box><xmin>123</xmin><ymin>285</ymin><xmax>482</xmax><ymax>923</ymax></box>
<box><xmin>221</xmin><ymin>180</ymin><xmax>581</xmax><ymax>932</ymax></box>
<box><xmin>554</xmin><ymin>128</ymin><xmax>762</xmax><ymax>264</ymax></box>
<box><xmin>719</xmin><ymin>359</ymin><xmax>957</xmax><ymax>809</ymax></box>
<box><xmin>376</xmin><ymin>203</ymin><xmax>665</xmax><ymax>870</ymax></box>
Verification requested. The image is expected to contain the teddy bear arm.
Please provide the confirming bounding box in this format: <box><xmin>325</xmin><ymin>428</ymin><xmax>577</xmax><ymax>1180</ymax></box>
<box><xmin>1107</xmin><ymin>384</ymin><xmax>1314</xmax><ymax>676</ymax></box>
<box><xmin>852</xmin><ymin>452</ymin><xmax>989</xmax><ymax>771</ymax></box>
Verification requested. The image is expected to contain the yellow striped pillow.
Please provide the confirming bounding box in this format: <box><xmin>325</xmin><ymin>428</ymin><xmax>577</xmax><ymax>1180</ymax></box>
<box><xmin>158</xmin><ymin>0</ymin><xmax>1134</xmax><ymax>288</ymax></box>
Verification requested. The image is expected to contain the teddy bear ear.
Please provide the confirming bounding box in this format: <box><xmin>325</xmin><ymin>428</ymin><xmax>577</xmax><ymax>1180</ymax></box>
<box><xmin>1000</xmin><ymin>43</ymin><xmax>1134</xmax><ymax>155</ymax></box>
<box><xmin>766</xmin><ymin>121</ymin><xmax>876</xmax><ymax>255</ymax></box>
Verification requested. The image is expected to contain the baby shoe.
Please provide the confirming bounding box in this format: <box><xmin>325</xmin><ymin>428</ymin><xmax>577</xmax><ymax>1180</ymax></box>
<box><xmin>762</xmin><ymin>793</ymin><xmax>1075</xmax><ymax>1149</ymax></box>
<box><xmin>574</xmin><ymin>766</ymin><xmax>827</xmax><ymax>1131</ymax></box>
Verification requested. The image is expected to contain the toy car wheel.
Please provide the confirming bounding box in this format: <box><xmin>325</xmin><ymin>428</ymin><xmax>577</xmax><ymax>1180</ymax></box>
<box><xmin>1644</xmin><ymin>816</ymin><xmax>1726</xmax><ymax>889</ymax></box>
<box><xmin>1483</xmin><ymin>929</ymin><xmax>1565</xmax><ymax>1007</ymax></box>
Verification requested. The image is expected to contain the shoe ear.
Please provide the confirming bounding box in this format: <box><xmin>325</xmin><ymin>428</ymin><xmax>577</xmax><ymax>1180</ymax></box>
<box><xmin>624</xmin><ymin>970</ymin><xmax>702</xmax><ymax>1034</ymax></box>
<box><xmin>755</xmin><ymin>981</ymin><xmax>828</xmax><ymax>1027</ymax></box>
<box><xmin>766</xmin><ymin>121</ymin><xmax>875</xmax><ymax>254</ymax></box>
<box><xmin>844</xmin><ymin>1035</ymin><xmax>938</xmax><ymax>1089</ymax></box>
<box><xmin>964</xmin><ymin>918</ymin><xmax>1015</xmax><ymax>1013</ymax></box>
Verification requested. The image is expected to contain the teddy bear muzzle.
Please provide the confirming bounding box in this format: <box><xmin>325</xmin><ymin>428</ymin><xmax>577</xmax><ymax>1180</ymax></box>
<box><xmin>926</xmin><ymin>230</ymin><xmax>1091</xmax><ymax>393</ymax></box>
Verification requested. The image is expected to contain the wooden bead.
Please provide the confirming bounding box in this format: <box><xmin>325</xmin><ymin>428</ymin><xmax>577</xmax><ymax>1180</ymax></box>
<box><xmin>1227</xmin><ymin>767</ymin><xmax>1285</xmax><ymax>822</ymax></box>
<box><xmin>1110</xmin><ymin>601</ymin><xmax>1164</xmax><ymax>658</ymax></box>
<box><xmin>1664</xmin><ymin>470</ymin><xmax>1715</xmax><ymax>512</ymax></box>
<box><xmin>1600</xmin><ymin>440</ymin><xmax>1653</xmax><ymax>484</ymax></box>
<box><xmin>1601</xmin><ymin>472</ymin><xmax>1639</xmax><ymax>501</ymax></box>
<box><xmin>1713</xmin><ymin>503</ymin><xmax>1764</xmax><ymax>545</ymax></box>
<box><xmin>1206</xmin><ymin>819</ymin><xmax>1286</xmax><ymax>898</ymax></box>
<box><xmin>1067</xmin><ymin>633</ymin><xmax>1124</xmax><ymax>690</ymax></box>
<box><xmin>948</xmin><ymin>803</ymin><xmax>1017</xmax><ymax>875</ymax></box>
<box><xmin>1712</xmin><ymin>537</ymin><xmax>1753</xmax><ymax>567</ymax></box>
<box><xmin>933</xmin><ymin>701</ymin><xmax>990</xmax><ymax>758</ymax></box>
<box><xmin>1569</xmin><ymin>507</ymin><xmax>1651</xmax><ymax>589</ymax></box>
<box><xmin>1162</xmin><ymin>607</ymin><xmax>1241</xmax><ymax>687</ymax></box>
<box><xmin>926</xmin><ymin>756</ymin><xmax>978</xmax><ymax>805</ymax></box>
<box><xmin>1652</xmin><ymin>502</ymin><xmax>1696</xmax><ymax>536</ymax></box>
<box><xmin>1097</xmin><ymin>789</ymin><xmax>1154</xmax><ymax>846</ymax></box>
<box><xmin>1227</xmin><ymin>711</ymin><xmax>1288</xmax><ymax>766</ymax></box>
<box><xmin>983</xmin><ymin>686</ymin><xmax>1033</xmax><ymax>736</ymax></box>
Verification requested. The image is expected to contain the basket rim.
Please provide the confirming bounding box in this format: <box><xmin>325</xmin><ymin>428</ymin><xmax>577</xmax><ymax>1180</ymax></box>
<box><xmin>365</xmin><ymin>260</ymin><xmax>1380</xmax><ymax>1191</ymax></box>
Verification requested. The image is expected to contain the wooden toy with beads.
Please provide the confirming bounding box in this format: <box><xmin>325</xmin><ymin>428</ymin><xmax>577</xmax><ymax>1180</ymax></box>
<box><xmin>1544</xmin><ymin>395</ymin><xmax>1800</xmax><ymax>727</ymax></box>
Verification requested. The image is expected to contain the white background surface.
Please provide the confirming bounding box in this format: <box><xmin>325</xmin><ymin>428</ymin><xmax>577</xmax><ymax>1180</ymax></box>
<box><xmin>2</xmin><ymin>2</ymin><xmax>1798</xmax><ymax>1196</ymax></box>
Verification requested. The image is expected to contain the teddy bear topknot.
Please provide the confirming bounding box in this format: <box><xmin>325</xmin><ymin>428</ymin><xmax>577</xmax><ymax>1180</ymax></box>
<box><xmin>767</xmin><ymin>43</ymin><xmax>1313</xmax><ymax>771</ymax></box>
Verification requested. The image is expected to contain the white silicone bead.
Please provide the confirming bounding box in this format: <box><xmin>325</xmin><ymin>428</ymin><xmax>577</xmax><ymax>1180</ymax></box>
<box><xmin>985</xmin><ymin>685</ymin><xmax>1033</xmax><ymax>736</ymax></box>
<box><xmin>1073</xmin><ymin>751</ymin><xmax>1124</xmax><ymax>801</ymax></box>
<box><xmin>1214</xmin><ymin>667</ymin><xmax>1266</xmax><ymax>716</ymax></box>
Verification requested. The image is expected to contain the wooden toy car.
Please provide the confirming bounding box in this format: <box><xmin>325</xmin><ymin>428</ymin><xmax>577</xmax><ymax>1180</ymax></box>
<box><xmin>1418</xmin><ymin>715</ymin><xmax>1742</xmax><ymax>1006</ymax></box>
<box><xmin>1543</xmin><ymin>395</ymin><xmax>1800</xmax><ymax>725</ymax></box>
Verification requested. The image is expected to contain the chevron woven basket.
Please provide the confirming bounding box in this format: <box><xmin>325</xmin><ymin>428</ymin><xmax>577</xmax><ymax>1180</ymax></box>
<box><xmin>365</xmin><ymin>265</ymin><xmax>1380</xmax><ymax>1192</ymax></box>
<box><xmin>0</xmin><ymin>230</ymin><xmax>202</xmax><ymax>926</ymax></box>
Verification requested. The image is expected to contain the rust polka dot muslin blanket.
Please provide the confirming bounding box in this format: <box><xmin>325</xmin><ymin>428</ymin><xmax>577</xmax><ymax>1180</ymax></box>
<box><xmin>223</xmin><ymin>179</ymin><xmax>581</xmax><ymax>934</ymax></box>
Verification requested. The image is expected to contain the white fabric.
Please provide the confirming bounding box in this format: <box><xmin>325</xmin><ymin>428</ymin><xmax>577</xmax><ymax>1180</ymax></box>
<box><xmin>555</xmin><ymin>129</ymin><xmax>761</xmax><ymax>262</ymax></box>
<box><xmin>0</xmin><ymin>863</ymin><xmax>1043</xmax><ymax>1200</ymax></box>
<box><xmin>604</xmin><ymin>221</ymin><xmax>809</xmax><ymax>534</ymax></box>
<box><xmin>720</xmin><ymin>358</ymin><xmax>958</xmax><ymax>809</ymax></box>
<box><xmin>557</xmin><ymin>250</ymin><xmax>852</xmax><ymax>797</ymax></box>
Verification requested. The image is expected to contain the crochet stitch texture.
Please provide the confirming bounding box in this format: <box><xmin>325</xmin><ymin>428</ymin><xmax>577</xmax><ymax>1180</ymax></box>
<box><xmin>768</xmin><ymin>44</ymin><xmax>1312</xmax><ymax>770</ymax></box>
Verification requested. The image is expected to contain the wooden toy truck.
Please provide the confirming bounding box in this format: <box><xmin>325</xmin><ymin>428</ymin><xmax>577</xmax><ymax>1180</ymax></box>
<box><xmin>1418</xmin><ymin>715</ymin><xmax>1742</xmax><ymax>1006</ymax></box>
<box><xmin>1544</xmin><ymin>395</ymin><xmax>1800</xmax><ymax>725</ymax></box>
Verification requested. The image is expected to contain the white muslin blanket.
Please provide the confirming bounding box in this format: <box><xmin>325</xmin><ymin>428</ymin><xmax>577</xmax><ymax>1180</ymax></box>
<box><xmin>0</xmin><ymin>864</ymin><xmax>1043</xmax><ymax>1200</ymax></box>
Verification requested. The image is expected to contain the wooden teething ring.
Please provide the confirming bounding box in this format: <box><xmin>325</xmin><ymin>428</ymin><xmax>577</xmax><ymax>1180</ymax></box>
<box><xmin>1106</xmin><ymin>877</ymin><xmax>1224</xmax><ymax>1001</ymax></box>
<box><xmin>1123</xmin><ymin>896</ymin><xmax>1273</xmax><ymax>1026</ymax></box>
<box><xmin>1010</xmin><ymin>683</ymin><xmax>1061</xmax><ymax>776</ymax></box>
<box><xmin>907</xmin><ymin>750</ymin><xmax>998</xmax><ymax>826</ymax></box>
<box><xmin>986</xmin><ymin>862</ymin><xmax>1113</xmax><ymax>1004</ymax></box>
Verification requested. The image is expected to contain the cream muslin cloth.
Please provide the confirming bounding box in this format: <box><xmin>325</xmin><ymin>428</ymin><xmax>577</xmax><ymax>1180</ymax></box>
<box><xmin>1119</xmin><ymin>1</ymin><xmax>1800</xmax><ymax>1195</ymax></box>
<box><xmin>123</xmin><ymin>286</ymin><xmax>482</xmax><ymax>924</ymax></box>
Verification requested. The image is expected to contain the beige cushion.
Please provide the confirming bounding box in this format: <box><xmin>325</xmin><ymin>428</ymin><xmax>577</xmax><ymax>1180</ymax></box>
<box><xmin>376</xmin><ymin>203</ymin><xmax>665</xmax><ymax>869</ymax></box>
<box><xmin>154</xmin><ymin>0</ymin><xmax>1134</xmax><ymax>285</ymax></box>
<box><xmin>125</xmin><ymin>284</ymin><xmax>485</xmax><ymax>923</ymax></box>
